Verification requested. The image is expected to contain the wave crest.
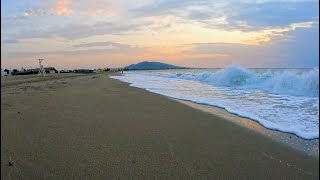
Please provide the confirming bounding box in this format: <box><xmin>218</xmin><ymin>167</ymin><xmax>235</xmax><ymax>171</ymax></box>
<box><xmin>153</xmin><ymin>65</ymin><xmax>319</xmax><ymax>97</ymax></box>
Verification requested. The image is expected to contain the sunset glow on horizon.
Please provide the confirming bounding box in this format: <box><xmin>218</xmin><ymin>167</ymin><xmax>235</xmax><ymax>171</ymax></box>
<box><xmin>1</xmin><ymin>0</ymin><xmax>319</xmax><ymax>69</ymax></box>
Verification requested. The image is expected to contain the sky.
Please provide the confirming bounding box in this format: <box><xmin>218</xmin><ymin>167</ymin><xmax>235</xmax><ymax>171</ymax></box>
<box><xmin>1</xmin><ymin>0</ymin><xmax>319</xmax><ymax>69</ymax></box>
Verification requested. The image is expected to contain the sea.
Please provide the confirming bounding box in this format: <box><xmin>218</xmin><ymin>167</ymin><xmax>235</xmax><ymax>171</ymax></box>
<box><xmin>111</xmin><ymin>65</ymin><xmax>319</xmax><ymax>140</ymax></box>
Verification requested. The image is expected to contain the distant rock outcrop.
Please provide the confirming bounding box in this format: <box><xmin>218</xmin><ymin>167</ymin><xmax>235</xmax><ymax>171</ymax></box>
<box><xmin>124</xmin><ymin>61</ymin><xmax>186</xmax><ymax>70</ymax></box>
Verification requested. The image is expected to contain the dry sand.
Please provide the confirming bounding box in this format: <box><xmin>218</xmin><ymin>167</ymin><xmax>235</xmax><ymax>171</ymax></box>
<box><xmin>1</xmin><ymin>73</ymin><xmax>319</xmax><ymax>179</ymax></box>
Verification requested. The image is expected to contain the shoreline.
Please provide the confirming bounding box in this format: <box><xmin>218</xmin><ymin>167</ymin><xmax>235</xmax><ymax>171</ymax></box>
<box><xmin>2</xmin><ymin>73</ymin><xmax>319</xmax><ymax>179</ymax></box>
<box><xmin>110</xmin><ymin>74</ymin><xmax>319</xmax><ymax>158</ymax></box>
<box><xmin>112</xmin><ymin>70</ymin><xmax>318</xmax><ymax>140</ymax></box>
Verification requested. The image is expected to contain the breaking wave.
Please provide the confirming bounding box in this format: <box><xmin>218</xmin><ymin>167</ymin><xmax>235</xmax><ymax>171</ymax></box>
<box><xmin>152</xmin><ymin>65</ymin><xmax>319</xmax><ymax>97</ymax></box>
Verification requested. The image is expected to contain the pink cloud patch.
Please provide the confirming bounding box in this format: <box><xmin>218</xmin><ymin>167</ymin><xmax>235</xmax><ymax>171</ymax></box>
<box><xmin>53</xmin><ymin>0</ymin><xmax>74</xmax><ymax>15</ymax></box>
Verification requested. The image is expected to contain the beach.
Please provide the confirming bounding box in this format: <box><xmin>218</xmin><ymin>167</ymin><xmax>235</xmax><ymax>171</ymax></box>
<box><xmin>1</xmin><ymin>73</ymin><xmax>319</xmax><ymax>179</ymax></box>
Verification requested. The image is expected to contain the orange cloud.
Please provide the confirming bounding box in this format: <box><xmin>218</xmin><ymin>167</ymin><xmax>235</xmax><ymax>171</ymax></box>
<box><xmin>241</xmin><ymin>21</ymin><xmax>314</xmax><ymax>45</ymax></box>
<box><xmin>53</xmin><ymin>0</ymin><xmax>74</xmax><ymax>15</ymax></box>
<box><xmin>23</xmin><ymin>12</ymin><xmax>30</xmax><ymax>17</ymax></box>
<box><xmin>139</xmin><ymin>45</ymin><xmax>231</xmax><ymax>62</ymax></box>
<box><xmin>105</xmin><ymin>9</ymin><xmax>115</xmax><ymax>16</ymax></box>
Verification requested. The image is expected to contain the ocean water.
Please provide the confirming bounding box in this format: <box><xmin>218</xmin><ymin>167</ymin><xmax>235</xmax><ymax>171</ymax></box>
<box><xmin>111</xmin><ymin>65</ymin><xmax>319</xmax><ymax>139</ymax></box>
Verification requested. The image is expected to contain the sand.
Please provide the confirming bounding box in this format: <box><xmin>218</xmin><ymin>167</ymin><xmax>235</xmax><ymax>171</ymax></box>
<box><xmin>1</xmin><ymin>73</ymin><xmax>319</xmax><ymax>179</ymax></box>
<box><xmin>176</xmin><ymin>100</ymin><xmax>319</xmax><ymax>158</ymax></box>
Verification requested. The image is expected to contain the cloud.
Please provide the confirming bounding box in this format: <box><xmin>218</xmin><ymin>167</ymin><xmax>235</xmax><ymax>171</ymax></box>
<box><xmin>23</xmin><ymin>11</ymin><xmax>30</xmax><ymax>17</ymax></box>
<box><xmin>242</xmin><ymin>20</ymin><xmax>315</xmax><ymax>45</ymax></box>
<box><xmin>177</xmin><ymin>42</ymin><xmax>285</xmax><ymax>67</ymax></box>
<box><xmin>21</xmin><ymin>8</ymin><xmax>50</xmax><ymax>17</ymax></box>
<box><xmin>50</xmin><ymin>21</ymin><xmax>145</xmax><ymax>40</ymax></box>
<box><xmin>1</xmin><ymin>0</ymin><xmax>318</xmax><ymax>68</ymax></box>
<box><xmin>53</xmin><ymin>0</ymin><xmax>74</xmax><ymax>15</ymax></box>
<box><xmin>82</xmin><ymin>8</ymin><xmax>116</xmax><ymax>16</ymax></box>
<box><xmin>2</xmin><ymin>38</ymin><xmax>20</xmax><ymax>44</ymax></box>
<box><xmin>132</xmin><ymin>0</ymin><xmax>318</xmax><ymax>33</ymax></box>
<box><xmin>229</xmin><ymin>1</ymin><xmax>319</xmax><ymax>28</ymax></box>
<box><xmin>136</xmin><ymin>44</ymin><xmax>232</xmax><ymax>66</ymax></box>
<box><xmin>4</xmin><ymin>41</ymin><xmax>141</xmax><ymax>58</ymax></box>
<box><xmin>182</xmin><ymin>23</ymin><xmax>319</xmax><ymax>68</ymax></box>
<box><xmin>4</xmin><ymin>20</ymin><xmax>146</xmax><ymax>41</ymax></box>
<box><xmin>131</xmin><ymin>0</ymin><xmax>207</xmax><ymax>17</ymax></box>
<box><xmin>73</xmin><ymin>41</ymin><xmax>131</xmax><ymax>48</ymax></box>
<box><xmin>23</xmin><ymin>0</ymin><xmax>115</xmax><ymax>17</ymax></box>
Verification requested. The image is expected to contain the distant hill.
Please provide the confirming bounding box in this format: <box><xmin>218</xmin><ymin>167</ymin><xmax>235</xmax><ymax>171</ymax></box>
<box><xmin>124</xmin><ymin>61</ymin><xmax>186</xmax><ymax>70</ymax></box>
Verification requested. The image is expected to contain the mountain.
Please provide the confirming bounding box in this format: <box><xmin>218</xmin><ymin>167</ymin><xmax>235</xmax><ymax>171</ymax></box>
<box><xmin>124</xmin><ymin>61</ymin><xmax>186</xmax><ymax>70</ymax></box>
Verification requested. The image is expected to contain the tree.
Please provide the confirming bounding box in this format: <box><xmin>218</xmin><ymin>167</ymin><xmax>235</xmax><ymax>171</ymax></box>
<box><xmin>12</xmin><ymin>69</ymin><xmax>18</xmax><ymax>75</ymax></box>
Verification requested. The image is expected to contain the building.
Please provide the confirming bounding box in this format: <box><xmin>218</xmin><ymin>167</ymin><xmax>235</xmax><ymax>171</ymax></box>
<box><xmin>46</xmin><ymin>67</ymin><xmax>57</xmax><ymax>74</ymax></box>
<box><xmin>1</xmin><ymin>69</ymin><xmax>7</xmax><ymax>76</ymax></box>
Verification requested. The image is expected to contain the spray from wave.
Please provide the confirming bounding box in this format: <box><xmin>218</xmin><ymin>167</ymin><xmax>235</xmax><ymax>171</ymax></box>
<box><xmin>150</xmin><ymin>65</ymin><xmax>319</xmax><ymax>97</ymax></box>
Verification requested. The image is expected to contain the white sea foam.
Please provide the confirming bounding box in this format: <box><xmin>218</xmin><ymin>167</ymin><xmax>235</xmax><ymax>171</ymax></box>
<box><xmin>142</xmin><ymin>65</ymin><xmax>319</xmax><ymax>97</ymax></box>
<box><xmin>111</xmin><ymin>66</ymin><xmax>319</xmax><ymax>139</ymax></box>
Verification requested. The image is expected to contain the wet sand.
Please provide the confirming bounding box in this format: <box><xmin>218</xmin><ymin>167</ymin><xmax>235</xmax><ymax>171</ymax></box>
<box><xmin>1</xmin><ymin>73</ymin><xmax>319</xmax><ymax>179</ymax></box>
<box><xmin>175</xmin><ymin>99</ymin><xmax>319</xmax><ymax>158</ymax></box>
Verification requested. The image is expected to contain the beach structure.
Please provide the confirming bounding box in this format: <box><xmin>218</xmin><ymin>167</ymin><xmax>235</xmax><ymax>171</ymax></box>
<box><xmin>47</xmin><ymin>68</ymin><xmax>57</xmax><ymax>74</ymax></box>
<box><xmin>15</xmin><ymin>67</ymin><xmax>58</xmax><ymax>75</ymax></box>
<box><xmin>1</xmin><ymin>69</ymin><xmax>13</xmax><ymax>76</ymax></box>
<box><xmin>38</xmin><ymin>59</ymin><xmax>47</xmax><ymax>77</ymax></box>
<box><xmin>8</xmin><ymin>70</ymin><xmax>13</xmax><ymax>75</ymax></box>
<box><xmin>73</xmin><ymin>69</ymin><xmax>96</xmax><ymax>74</ymax></box>
<box><xmin>42</xmin><ymin>67</ymin><xmax>58</xmax><ymax>74</ymax></box>
<box><xmin>59</xmin><ymin>69</ymin><xmax>71</xmax><ymax>73</ymax></box>
<box><xmin>1</xmin><ymin>69</ymin><xmax>7</xmax><ymax>76</ymax></box>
